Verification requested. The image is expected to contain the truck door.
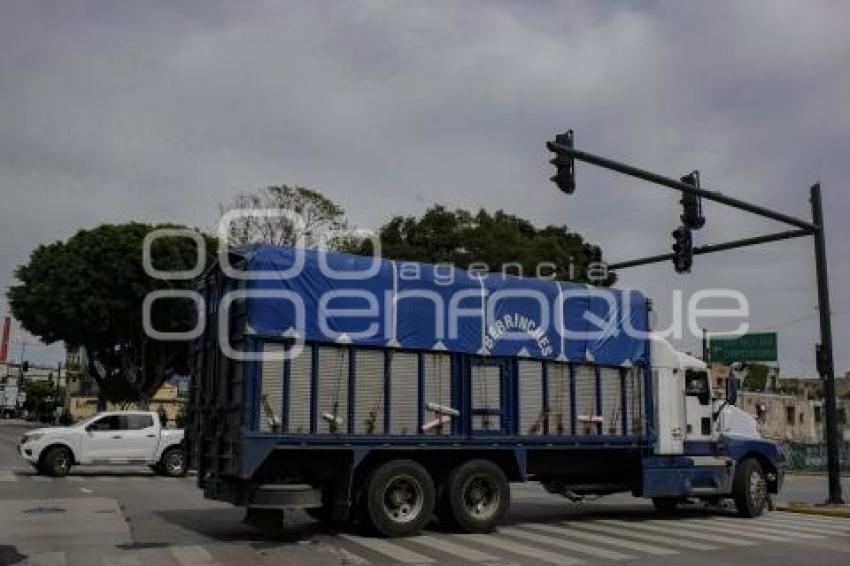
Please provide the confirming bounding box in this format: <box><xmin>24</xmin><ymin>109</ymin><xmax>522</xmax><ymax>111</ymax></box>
<box><xmin>684</xmin><ymin>369</ymin><xmax>714</xmax><ymax>441</ymax></box>
<box><xmin>653</xmin><ymin>368</ymin><xmax>686</xmax><ymax>454</ymax></box>
<box><xmin>120</xmin><ymin>413</ymin><xmax>160</xmax><ymax>461</ymax></box>
<box><xmin>82</xmin><ymin>414</ymin><xmax>127</xmax><ymax>463</ymax></box>
<box><xmin>469</xmin><ymin>358</ymin><xmax>508</xmax><ymax>435</ymax></box>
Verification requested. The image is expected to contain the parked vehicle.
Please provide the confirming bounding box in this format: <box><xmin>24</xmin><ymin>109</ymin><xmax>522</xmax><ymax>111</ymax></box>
<box><xmin>19</xmin><ymin>410</ymin><xmax>186</xmax><ymax>477</ymax></box>
<box><xmin>188</xmin><ymin>245</ymin><xmax>785</xmax><ymax>537</ymax></box>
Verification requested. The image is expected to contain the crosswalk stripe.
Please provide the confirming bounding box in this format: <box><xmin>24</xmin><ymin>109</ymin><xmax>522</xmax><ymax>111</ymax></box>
<box><xmin>757</xmin><ymin>515</ymin><xmax>850</xmax><ymax>534</ymax></box>
<box><xmin>457</xmin><ymin>533</ymin><xmax>584</xmax><ymax>565</ymax></box>
<box><xmin>549</xmin><ymin>523</ymin><xmax>678</xmax><ymax>555</ymax></box>
<box><xmin>66</xmin><ymin>476</ymin><xmax>85</xmax><ymax>482</ymax></box>
<box><xmin>571</xmin><ymin>521</ymin><xmax>716</xmax><ymax>550</ymax></box>
<box><xmin>407</xmin><ymin>534</ymin><xmax>500</xmax><ymax>562</ymax></box>
<box><xmin>705</xmin><ymin>517</ymin><xmax>823</xmax><ymax>539</ymax></box>
<box><xmin>340</xmin><ymin>534</ymin><xmax>435</xmax><ymax>564</ymax></box>
<box><xmin>334</xmin><ymin>548</ymin><xmax>370</xmax><ymax>565</ymax></box>
<box><xmin>600</xmin><ymin>519</ymin><xmax>756</xmax><ymax>546</ymax></box>
<box><xmin>96</xmin><ymin>476</ymin><xmax>119</xmax><ymax>482</ymax></box>
<box><xmin>773</xmin><ymin>512</ymin><xmax>850</xmax><ymax>528</ymax></box>
<box><xmin>26</xmin><ymin>551</ymin><xmax>67</xmax><ymax>565</ymax></box>
<box><xmin>0</xmin><ymin>470</ymin><xmax>17</xmax><ymax>482</ymax></box>
<box><xmin>170</xmin><ymin>545</ymin><xmax>219</xmax><ymax>565</ymax></box>
<box><xmin>673</xmin><ymin>519</ymin><xmax>789</xmax><ymax>541</ymax></box>
<box><xmin>750</xmin><ymin>517</ymin><xmax>850</xmax><ymax>535</ymax></box>
<box><xmin>102</xmin><ymin>553</ymin><xmax>143</xmax><ymax>566</ymax></box>
<box><xmin>30</xmin><ymin>475</ymin><xmax>52</xmax><ymax>482</ymax></box>
<box><xmin>504</xmin><ymin>525</ymin><xmax>633</xmax><ymax>560</ymax></box>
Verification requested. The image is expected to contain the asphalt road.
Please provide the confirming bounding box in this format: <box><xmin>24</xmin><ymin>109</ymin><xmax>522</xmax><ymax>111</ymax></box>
<box><xmin>2</xmin><ymin>421</ymin><xmax>849</xmax><ymax>566</ymax></box>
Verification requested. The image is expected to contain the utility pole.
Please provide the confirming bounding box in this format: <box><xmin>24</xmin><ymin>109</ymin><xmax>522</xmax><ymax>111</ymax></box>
<box><xmin>702</xmin><ymin>328</ymin><xmax>709</xmax><ymax>364</ymax></box>
<box><xmin>811</xmin><ymin>183</ymin><xmax>844</xmax><ymax>504</ymax></box>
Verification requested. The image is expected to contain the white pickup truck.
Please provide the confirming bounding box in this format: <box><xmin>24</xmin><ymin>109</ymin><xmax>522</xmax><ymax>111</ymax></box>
<box><xmin>18</xmin><ymin>410</ymin><xmax>186</xmax><ymax>477</ymax></box>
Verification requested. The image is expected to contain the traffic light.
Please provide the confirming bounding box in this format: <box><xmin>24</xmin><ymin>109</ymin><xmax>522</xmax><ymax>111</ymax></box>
<box><xmin>21</xmin><ymin>360</ymin><xmax>29</xmax><ymax>373</ymax></box>
<box><xmin>547</xmin><ymin>130</ymin><xmax>575</xmax><ymax>194</ymax></box>
<box><xmin>671</xmin><ymin>225</ymin><xmax>693</xmax><ymax>273</ymax></box>
<box><xmin>680</xmin><ymin>171</ymin><xmax>705</xmax><ymax>230</ymax></box>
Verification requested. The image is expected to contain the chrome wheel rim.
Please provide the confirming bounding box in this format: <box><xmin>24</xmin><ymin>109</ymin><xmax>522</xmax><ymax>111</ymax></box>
<box><xmin>750</xmin><ymin>470</ymin><xmax>767</xmax><ymax>510</ymax></box>
<box><xmin>382</xmin><ymin>474</ymin><xmax>423</xmax><ymax>524</ymax></box>
<box><xmin>462</xmin><ymin>475</ymin><xmax>500</xmax><ymax>521</ymax></box>
<box><xmin>166</xmin><ymin>452</ymin><xmax>184</xmax><ymax>475</ymax></box>
<box><xmin>53</xmin><ymin>453</ymin><xmax>69</xmax><ymax>474</ymax></box>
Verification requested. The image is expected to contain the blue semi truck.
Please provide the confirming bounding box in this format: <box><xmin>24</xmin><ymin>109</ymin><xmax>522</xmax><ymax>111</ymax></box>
<box><xmin>187</xmin><ymin>244</ymin><xmax>785</xmax><ymax>536</ymax></box>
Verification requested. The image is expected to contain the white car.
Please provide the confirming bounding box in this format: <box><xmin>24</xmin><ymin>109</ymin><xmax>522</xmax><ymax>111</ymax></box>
<box><xmin>18</xmin><ymin>410</ymin><xmax>186</xmax><ymax>477</ymax></box>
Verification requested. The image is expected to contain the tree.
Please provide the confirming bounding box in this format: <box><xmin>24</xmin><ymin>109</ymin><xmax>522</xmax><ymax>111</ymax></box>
<box><xmin>742</xmin><ymin>364</ymin><xmax>771</xmax><ymax>392</ymax></box>
<box><xmin>219</xmin><ymin>185</ymin><xmax>352</xmax><ymax>249</ymax></box>
<box><xmin>368</xmin><ymin>206</ymin><xmax>615</xmax><ymax>285</ymax></box>
<box><xmin>8</xmin><ymin>223</ymin><xmax>216</xmax><ymax>408</ymax></box>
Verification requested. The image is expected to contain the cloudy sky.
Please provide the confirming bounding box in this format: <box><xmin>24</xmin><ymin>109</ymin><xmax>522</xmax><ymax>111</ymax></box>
<box><xmin>1</xmin><ymin>0</ymin><xmax>848</xmax><ymax>375</ymax></box>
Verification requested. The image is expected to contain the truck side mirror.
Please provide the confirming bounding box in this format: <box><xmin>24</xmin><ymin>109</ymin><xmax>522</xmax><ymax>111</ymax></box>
<box><xmin>726</xmin><ymin>378</ymin><xmax>738</xmax><ymax>406</ymax></box>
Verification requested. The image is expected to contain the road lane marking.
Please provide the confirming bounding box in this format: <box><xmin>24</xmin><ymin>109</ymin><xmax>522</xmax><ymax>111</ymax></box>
<box><xmin>571</xmin><ymin>521</ymin><xmax>716</xmax><ymax>550</ymax></box>
<box><xmin>170</xmin><ymin>545</ymin><xmax>220</xmax><ymax>565</ymax></box>
<box><xmin>407</xmin><ymin>534</ymin><xmax>500</xmax><ymax>562</ymax></box>
<box><xmin>673</xmin><ymin>519</ymin><xmax>790</xmax><ymax>541</ymax></box>
<box><xmin>456</xmin><ymin>533</ymin><xmax>584</xmax><ymax>565</ymax></box>
<box><xmin>503</xmin><ymin>525</ymin><xmax>633</xmax><ymax>560</ymax></box>
<box><xmin>614</xmin><ymin>520</ymin><xmax>755</xmax><ymax>546</ymax></box>
<box><xmin>548</xmin><ymin>523</ymin><xmax>678</xmax><ymax>555</ymax></box>
<box><xmin>30</xmin><ymin>476</ymin><xmax>52</xmax><ymax>482</ymax></box>
<box><xmin>339</xmin><ymin>534</ymin><xmax>435</xmax><ymax>564</ymax></box>
<box><xmin>96</xmin><ymin>476</ymin><xmax>119</xmax><ymax>482</ymax></box>
<box><xmin>66</xmin><ymin>476</ymin><xmax>85</xmax><ymax>482</ymax></box>
<box><xmin>0</xmin><ymin>470</ymin><xmax>17</xmax><ymax>481</ymax></box>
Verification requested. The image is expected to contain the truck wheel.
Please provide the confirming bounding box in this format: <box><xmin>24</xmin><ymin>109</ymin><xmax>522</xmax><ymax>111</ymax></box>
<box><xmin>733</xmin><ymin>458</ymin><xmax>767</xmax><ymax>518</ymax></box>
<box><xmin>159</xmin><ymin>447</ymin><xmax>187</xmax><ymax>477</ymax></box>
<box><xmin>364</xmin><ymin>460</ymin><xmax>435</xmax><ymax>537</ymax></box>
<box><xmin>652</xmin><ymin>497</ymin><xmax>679</xmax><ymax>513</ymax></box>
<box><xmin>439</xmin><ymin>460</ymin><xmax>509</xmax><ymax>533</ymax></box>
<box><xmin>42</xmin><ymin>446</ymin><xmax>73</xmax><ymax>477</ymax></box>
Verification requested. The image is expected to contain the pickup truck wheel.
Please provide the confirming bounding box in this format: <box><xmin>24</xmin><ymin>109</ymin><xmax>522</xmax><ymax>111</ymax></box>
<box><xmin>439</xmin><ymin>460</ymin><xmax>509</xmax><ymax>533</ymax></box>
<box><xmin>42</xmin><ymin>446</ymin><xmax>72</xmax><ymax>477</ymax></box>
<box><xmin>365</xmin><ymin>460</ymin><xmax>434</xmax><ymax>537</ymax></box>
<box><xmin>159</xmin><ymin>448</ymin><xmax>187</xmax><ymax>477</ymax></box>
<box><xmin>733</xmin><ymin>458</ymin><xmax>767</xmax><ymax>518</ymax></box>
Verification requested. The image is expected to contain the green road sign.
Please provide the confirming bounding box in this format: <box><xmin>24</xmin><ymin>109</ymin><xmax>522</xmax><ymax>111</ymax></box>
<box><xmin>709</xmin><ymin>332</ymin><xmax>778</xmax><ymax>363</ymax></box>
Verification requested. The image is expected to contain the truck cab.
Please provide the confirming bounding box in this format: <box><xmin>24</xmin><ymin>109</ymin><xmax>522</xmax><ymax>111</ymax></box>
<box><xmin>647</xmin><ymin>335</ymin><xmax>785</xmax><ymax>515</ymax></box>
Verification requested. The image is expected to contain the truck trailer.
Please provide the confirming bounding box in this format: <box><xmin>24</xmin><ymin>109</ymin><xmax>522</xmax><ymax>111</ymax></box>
<box><xmin>188</xmin><ymin>244</ymin><xmax>785</xmax><ymax>537</ymax></box>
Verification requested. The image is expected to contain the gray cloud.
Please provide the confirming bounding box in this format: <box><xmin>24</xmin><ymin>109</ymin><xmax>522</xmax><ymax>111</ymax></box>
<box><xmin>1</xmin><ymin>0</ymin><xmax>848</xmax><ymax>374</ymax></box>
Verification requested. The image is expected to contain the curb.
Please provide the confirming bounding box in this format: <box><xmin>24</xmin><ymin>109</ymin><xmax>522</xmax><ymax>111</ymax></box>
<box><xmin>777</xmin><ymin>503</ymin><xmax>850</xmax><ymax>519</ymax></box>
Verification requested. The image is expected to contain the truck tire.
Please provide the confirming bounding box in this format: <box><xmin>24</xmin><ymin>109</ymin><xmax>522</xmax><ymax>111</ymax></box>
<box><xmin>438</xmin><ymin>459</ymin><xmax>509</xmax><ymax>533</ymax></box>
<box><xmin>42</xmin><ymin>446</ymin><xmax>73</xmax><ymax>477</ymax></box>
<box><xmin>158</xmin><ymin>447</ymin><xmax>187</xmax><ymax>477</ymax></box>
<box><xmin>364</xmin><ymin>460</ymin><xmax>435</xmax><ymax>537</ymax></box>
<box><xmin>733</xmin><ymin>458</ymin><xmax>767</xmax><ymax>518</ymax></box>
<box><xmin>652</xmin><ymin>497</ymin><xmax>679</xmax><ymax>513</ymax></box>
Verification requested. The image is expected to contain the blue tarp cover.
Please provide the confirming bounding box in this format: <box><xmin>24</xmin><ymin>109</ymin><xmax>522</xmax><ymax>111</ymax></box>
<box><xmin>234</xmin><ymin>245</ymin><xmax>649</xmax><ymax>366</ymax></box>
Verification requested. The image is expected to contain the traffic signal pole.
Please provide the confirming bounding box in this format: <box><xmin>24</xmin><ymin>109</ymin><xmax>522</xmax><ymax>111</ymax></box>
<box><xmin>548</xmin><ymin>135</ymin><xmax>843</xmax><ymax>505</ymax></box>
<box><xmin>811</xmin><ymin>183</ymin><xmax>844</xmax><ymax>504</ymax></box>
